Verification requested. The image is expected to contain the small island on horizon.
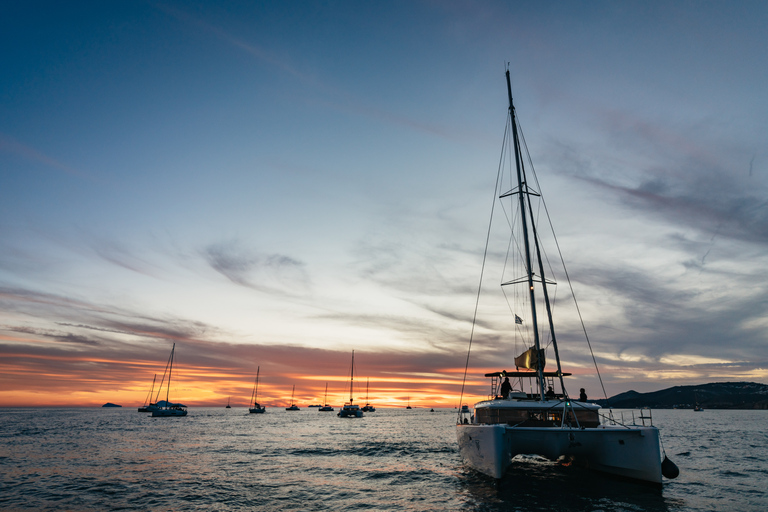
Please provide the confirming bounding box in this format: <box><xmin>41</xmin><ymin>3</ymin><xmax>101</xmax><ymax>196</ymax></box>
<box><xmin>101</xmin><ymin>402</ymin><xmax>122</xmax><ymax>408</ymax></box>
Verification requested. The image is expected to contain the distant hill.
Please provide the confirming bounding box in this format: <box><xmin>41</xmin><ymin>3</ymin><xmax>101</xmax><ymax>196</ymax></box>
<box><xmin>101</xmin><ymin>402</ymin><xmax>122</xmax><ymax>408</ymax></box>
<box><xmin>593</xmin><ymin>382</ymin><xmax>768</xmax><ymax>410</ymax></box>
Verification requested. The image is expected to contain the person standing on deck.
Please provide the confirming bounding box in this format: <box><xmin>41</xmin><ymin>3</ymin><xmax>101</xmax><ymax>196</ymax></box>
<box><xmin>500</xmin><ymin>377</ymin><xmax>512</xmax><ymax>398</ymax></box>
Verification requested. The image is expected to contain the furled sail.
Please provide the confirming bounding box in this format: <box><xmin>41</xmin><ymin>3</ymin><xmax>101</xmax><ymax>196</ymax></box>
<box><xmin>514</xmin><ymin>347</ymin><xmax>545</xmax><ymax>370</ymax></box>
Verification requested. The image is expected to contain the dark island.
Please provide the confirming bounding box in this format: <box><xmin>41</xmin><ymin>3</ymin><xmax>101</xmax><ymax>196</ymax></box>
<box><xmin>101</xmin><ymin>402</ymin><xmax>122</xmax><ymax>408</ymax></box>
<box><xmin>593</xmin><ymin>382</ymin><xmax>768</xmax><ymax>409</ymax></box>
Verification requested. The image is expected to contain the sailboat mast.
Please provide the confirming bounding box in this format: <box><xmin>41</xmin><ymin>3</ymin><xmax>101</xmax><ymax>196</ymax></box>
<box><xmin>255</xmin><ymin>366</ymin><xmax>260</xmax><ymax>400</ymax></box>
<box><xmin>250</xmin><ymin>366</ymin><xmax>260</xmax><ymax>404</ymax></box>
<box><xmin>144</xmin><ymin>374</ymin><xmax>156</xmax><ymax>407</ymax></box>
<box><xmin>349</xmin><ymin>350</ymin><xmax>355</xmax><ymax>403</ymax></box>
<box><xmin>166</xmin><ymin>343</ymin><xmax>175</xmax><ymax>405</ymax></box>
<box><xmin>506</xmin><ymin>70</ymin><xmax>546</xmax><ymax>399</ymax></box>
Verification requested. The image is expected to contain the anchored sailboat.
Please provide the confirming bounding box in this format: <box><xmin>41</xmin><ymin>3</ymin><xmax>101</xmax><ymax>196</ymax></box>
<box><xmin>249</xmin><ymin>367</ymin><xmax>266</xmax><ymax>413</ymax></box>
<box><xmin>456</xmin><ymin>69</ymin><xmax>677</xmax><ymax>484</ymax></box>
<box><xmin>319</xmin><ymin>383</ymin><xmax>334</xmax><ymax>412</ymax></box>
<box><xmin>285</xmin><ymin>385</ymin><xmax>300</xmax><ymax>411</ymax></box>
<box><xmin>151</xmin><ymin>343</ymin><xmax>187</xmax><ymax>417</ymax></box>
<box><xmin>137</xmin><ymin>374</ymin><xmax>157</xmax><ymax>412</ymax></box>
<box><xmin>361</xmin><ymin>377</ymin><xmax>375</xmax><ymax>412</ymax></box>
<box><xmin>338</xmin><ymin>351</ymin><xmax>363</xmax><ymax>418</ymax></box>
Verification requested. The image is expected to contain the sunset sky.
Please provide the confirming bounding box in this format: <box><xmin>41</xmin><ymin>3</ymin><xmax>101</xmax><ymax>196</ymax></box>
<box><xmin>2</xmin><ymin>1</ymin><xmax>767</xmax><ymax>407</ymax></box>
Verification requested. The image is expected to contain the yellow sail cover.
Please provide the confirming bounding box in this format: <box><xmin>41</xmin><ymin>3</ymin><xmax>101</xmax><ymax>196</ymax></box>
<box><xmin>514</xmin><ymin>347</ymin><xmax>545</xmax><ymax>370</ymax></box>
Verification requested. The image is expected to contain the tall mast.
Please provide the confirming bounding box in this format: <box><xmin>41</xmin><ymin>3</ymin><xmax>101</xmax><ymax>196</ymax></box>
<box><xmin>349</xmin><ymin>350</ymin><xmax>355</xmax><ymax>403</ymax></box>
<box><xmin>144</xmin><ymin>374</ymin><xmax>156</xmax><ymax>407</ymax></box>
<box><xmin>506</xmin><ymin>70</ymin><xmax>546</xmax><ymax>399</ymax></box>
<box><xmin>254</xmin><ymin>366</ymin><xmax>260</xmax><ymax>402</ymax></box>
<box><xmin>166</xmin><ymin>343</ymin><xmax>175</xmax><ymax>405</ymax></box>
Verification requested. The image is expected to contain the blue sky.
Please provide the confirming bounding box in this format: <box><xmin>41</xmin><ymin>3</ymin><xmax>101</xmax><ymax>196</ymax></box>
<box><xmin>1</xmin><ymin>1</ymin><xmax>767</xmax><ymax>406</ymax></box>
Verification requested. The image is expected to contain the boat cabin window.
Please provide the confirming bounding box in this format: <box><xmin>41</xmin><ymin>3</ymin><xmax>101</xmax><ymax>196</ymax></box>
<box><xmin>475</xmin><ymin>407</ymin><xmax>599</xmax><ymax>428</ymax></box>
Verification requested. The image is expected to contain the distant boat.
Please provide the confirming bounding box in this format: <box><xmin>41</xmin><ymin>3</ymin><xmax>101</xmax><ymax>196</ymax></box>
<box><xmin>319</xmin><ymin>383</ymin><xmax>334</xmax><ymax>412</ymax></box>
<box><xmin>226</xmin><ymin>396</ymin><xmax>231</xmax><ymax>409</ymax></box>
<box><xmin>151</xmin><ymin>343</ymin><xmax>187</xmax><ymax>417</ymax></box>
<box><xmin>138</xmin><ymin>373</ymin><xmax>158</xmax><ymax>412</ymax></box>
<box><xmin>694</xmin><ymin>390</ymin><xmax>703</xmax><ymax>411</ymax></box>
<box><xmin>249</xmin><ymin>367</ymin><xmax>266</xmax><ymax>414</ymax></box>
<box><xmin>361</xmin><ymin>377</ymin><xmax>375</xmax><ymax>412</ymax></box>
<box><xmin>406</xmin><ymin>396</ymin><xmax>412</xmax><ymax>409</ymax></box>
<box><xmin>285</xmin><ymin>385</ymin><xmax>300</xmax><ymax>411</ymax></box>
<box><xmin>338</xmin><ymin>351</ymin><xmax>363</xmax><ymax>418</ymax></box>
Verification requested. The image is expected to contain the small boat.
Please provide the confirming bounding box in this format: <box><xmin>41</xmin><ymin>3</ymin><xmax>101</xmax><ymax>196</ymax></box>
<box><xmin>693</xmin><ymin>390</ymin><xmax>703</xmax><ymax>411</ymax></box>
<box><xmin>225</xmin><ymin>397</ymin><xmax>231</xmax><ymax>409</ymax></box>
<box><xmin>285</xmin><ymin>385</ymin><xmax>300</xmax><ymax>411</ymax></box>
<box><xmin>406</xmin><ymin>396</ymin><xmax>411</xmax><ymax>409</ymax></box>
<box><xmin>456</xmin><ymin>69</ymin><xmax>677</xmax><ymax>485</ymax></box>
<box><xmin>151</xmin><ymin>343</ymin><xmax>187</xmax><ymax>417</ymax></box>
<box><xmin>249</xmin><ymin>367</ymin><xmax>266</xmax><ymax>413</ymax></box>
<box><xmin>319</xmin><ymin>383</ymin><xmax>334</xmax><ymax>411</ymax></box>
<box><xmin>361</xmin><ymin>377</ymin><xmax>375</xmax><ymax>412</ymax></box>
<box><xmin>338</xmin><ymin>351</ymin><xmax>363</xmax><ymax>418</ymax></box>
<box><xmin>137</xmin><ymin>374</ymin><xmax>158</xmax><ymax>412</ymax></box>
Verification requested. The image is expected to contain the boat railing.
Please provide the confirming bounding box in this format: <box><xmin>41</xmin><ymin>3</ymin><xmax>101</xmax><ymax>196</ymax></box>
<box><xmin>599</xmin><ymin>407</ymin><xmax>654</xmax><ymax>428</ymax></box>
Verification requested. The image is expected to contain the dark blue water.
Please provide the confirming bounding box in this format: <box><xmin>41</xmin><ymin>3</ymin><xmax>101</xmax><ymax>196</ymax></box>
<box><xmin>1</xmin><ymin>408</ymin><xmax>766</xmax><ymax>510</ymax></box>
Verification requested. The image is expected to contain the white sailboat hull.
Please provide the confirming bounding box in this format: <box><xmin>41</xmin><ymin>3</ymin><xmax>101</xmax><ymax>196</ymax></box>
<box><xmin>457</xmin><ymin>423</ymin><xmax>662</xmax><ymax>483</ymax></box>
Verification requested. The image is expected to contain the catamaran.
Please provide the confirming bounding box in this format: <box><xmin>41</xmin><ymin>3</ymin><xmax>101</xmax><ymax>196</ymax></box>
<box><xmin>456</xmin><ymin>69</ymin><xmax>678</xmax><ymax>485</ymax></box>
<box><xmin>338</xmin><ymin>351</ymin><xmax>363</xmax><ymax>418</ymax></box>
<box><xmin>151</xmin><ymin>343</ymin><xmax>187</xmax><ymax>417</ymax></box>
<box><xmin>249</xmin><ymin>366</ymin><xmax>266</xmax><ymax>413</ymax></box>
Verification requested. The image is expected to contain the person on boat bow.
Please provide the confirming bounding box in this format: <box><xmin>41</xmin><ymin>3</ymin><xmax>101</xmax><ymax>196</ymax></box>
<box><xmin>500</xmin><ymin>377</ymin><xmax>512</xmax><ymax>399</ymax></box>
<box><xmin>546</xmin><ymin>386</ymin><xmax>555</xmax><ymax>399</ymax></box>
<box><xmin>579</xmin><ymin>388</ymin><xmax>588</xmax><ymax>402</ymax></box>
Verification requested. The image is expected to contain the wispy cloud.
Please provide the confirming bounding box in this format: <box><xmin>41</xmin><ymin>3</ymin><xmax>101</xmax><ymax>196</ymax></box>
<box><xmin>0</xmin><ymin>133</ymin><xmax>89</xmax><ymax>178</ymax></box>
<box><xmin>203</xmin><ymin>240</ymin><xmax>310</xmax><ymax>295</ymax></box>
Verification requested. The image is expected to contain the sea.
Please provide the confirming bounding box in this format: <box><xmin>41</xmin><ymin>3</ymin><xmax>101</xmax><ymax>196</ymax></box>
<box><xmin>1</xmin><ymin>407</ymin><xmax>766</xmax><ymax>511</ymax></box>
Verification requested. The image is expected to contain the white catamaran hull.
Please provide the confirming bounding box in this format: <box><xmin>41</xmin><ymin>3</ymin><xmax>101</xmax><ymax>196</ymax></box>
<box><xmin>457</xmin><ymin>423</ymin><xmax>662</xmax><ymax>483</ymax></box>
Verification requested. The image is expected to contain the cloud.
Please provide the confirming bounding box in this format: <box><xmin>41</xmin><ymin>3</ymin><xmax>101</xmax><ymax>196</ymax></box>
<box><xmin>203</xmin><ymin>240</ymin><xmax>310</xmax><ymax>295</ymax></box>
<box><xmin>0</xmin><ymin>133</ymin><xmax>89</xmax><ymax>178</ymax></box>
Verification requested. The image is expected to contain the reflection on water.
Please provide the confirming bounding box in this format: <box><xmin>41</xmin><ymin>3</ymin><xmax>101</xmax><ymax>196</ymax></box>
<box><xmin>0</xmin><ymin>408</ymin><xmax>766</xmax><ymax>510</ymax></box>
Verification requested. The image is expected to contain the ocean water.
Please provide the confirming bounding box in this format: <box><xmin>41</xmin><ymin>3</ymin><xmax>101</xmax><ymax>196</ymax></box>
<box><xmin>1</xmin><ymin>407</ymin><xmax>766</xmax><ymax>511</ymax></box>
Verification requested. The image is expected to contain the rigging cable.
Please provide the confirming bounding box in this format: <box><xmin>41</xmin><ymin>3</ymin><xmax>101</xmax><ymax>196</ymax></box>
<box><xmin>457</xmin><ymin>119</ymin><xmax>509</xmax><ymax>422</ymax></box>
<box><xmin>518</xmin><ymin>125</ymin><xmax>609</xmax><ymax>402</ymax></box>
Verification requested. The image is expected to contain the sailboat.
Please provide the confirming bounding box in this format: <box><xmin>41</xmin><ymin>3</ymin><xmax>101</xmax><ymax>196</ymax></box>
<box><xmin>455</xmin><ymin>69</ymin><xmax>678</xmax><ymax>485</ymax></box>
<box><xmin>151</xmin><ymin>343</ymin><xmax>187</xmax><ymax>417</ymax></box>
<box><xmin>338</xmin><ymin>351</ymin><xmax>363</xmax><ymax>418</ymax></box>
<box><xmin>406</xmin><ymin>396</ymin><xmax>411</xmax><ymax>409</ymax></box>
<box><xmin>285</xmin><ymin>385</ymin><xmax>300</xmax><ymax>411</ymax></box>
<box><xmin>249</xmin><ymin>366</ymin><xmax>266</xmax><ymax>413</ymax></box>
<box><xmin>319</xmin><ymin>383</ymin><xmax>334</xmax><ymax>411</ymax></box>
<box><xmin>693</xmin><ymin>389</ymin><xmax>703</xmax><ymax>411</ymax></box>
<box><xmin>226</xmin><ymin>397</ymin><xmax>231</xmax><ymax>409</ymax></box>
<box><xmin>137</xmin><ymin>374</ymin><xmax>158</xmax><ymax>412</ymax></box>
<box><xmin>361</xmin><ymin>378</ymin><xmax>375</xmax><ymax>412</ymax></box>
